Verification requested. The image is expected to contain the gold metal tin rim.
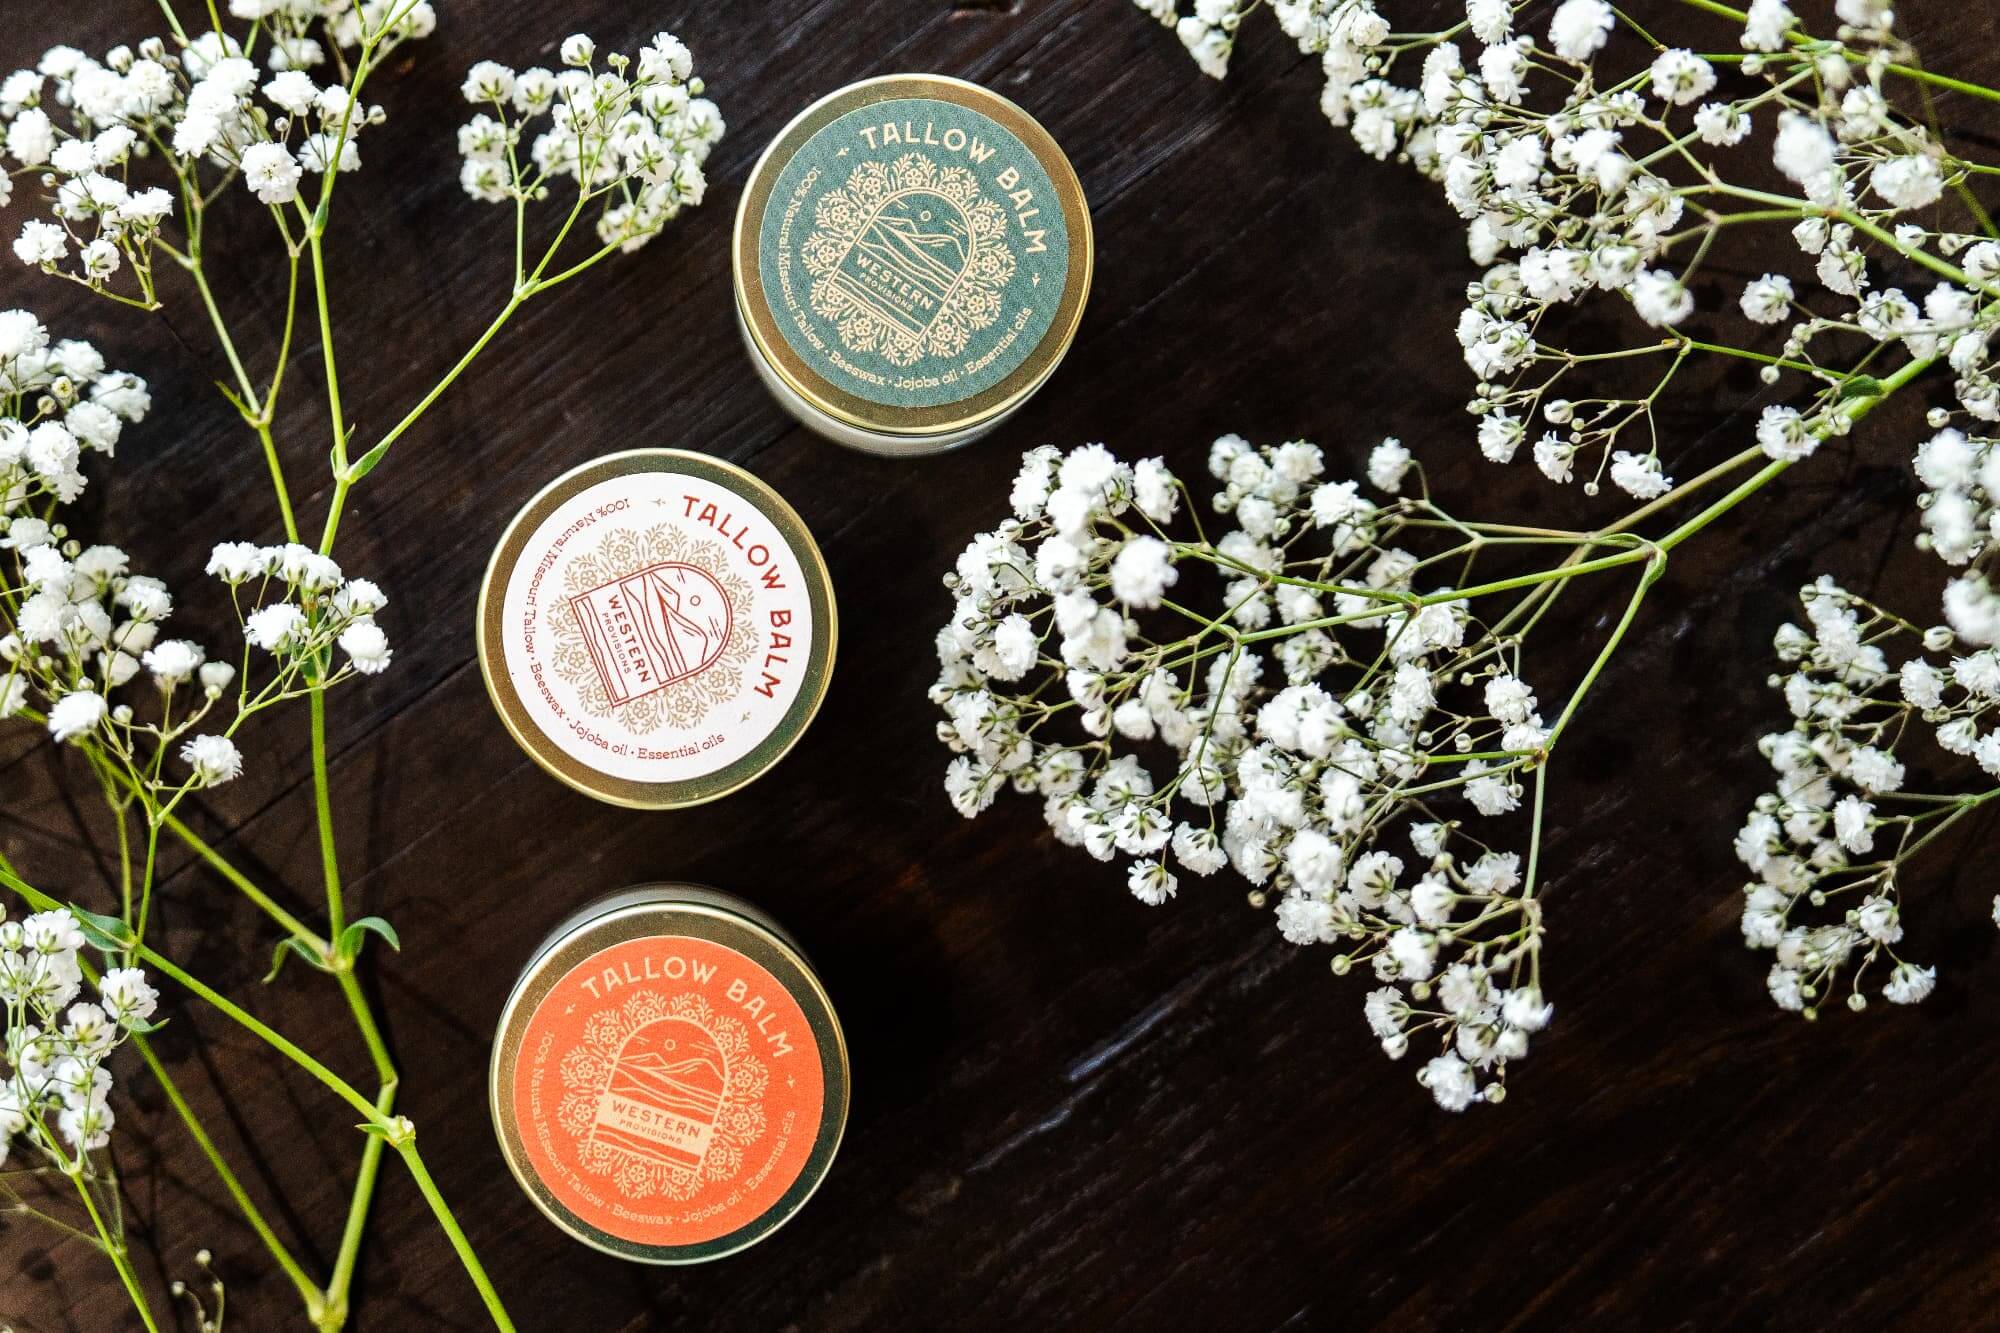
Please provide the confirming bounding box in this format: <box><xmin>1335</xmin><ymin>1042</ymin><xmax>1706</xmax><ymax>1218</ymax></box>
<box><xmin>489</xmin><ymin>885</ymin><xmax>850</xmax><ymax>1265</ymax></box>
<box><xmin>733</xmin><ymin>73</ymin><xmax>1094</xmax><ymax>439</ymax></box>
<box><xmin>475</xmin><ymin>449</ymin><xmax>838</xmax><ymax>809</ymax></box>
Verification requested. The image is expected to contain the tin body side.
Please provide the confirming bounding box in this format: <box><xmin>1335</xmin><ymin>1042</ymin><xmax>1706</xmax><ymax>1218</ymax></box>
<box><xmin>490</xmin><ymin>884</ymin><xmax>848</xmax><ymax>1265</ymax></box>
<box><xmin>732</xmin><ymin>300</ymin><xmax>1007</xmax><ymax>455</ymax></box>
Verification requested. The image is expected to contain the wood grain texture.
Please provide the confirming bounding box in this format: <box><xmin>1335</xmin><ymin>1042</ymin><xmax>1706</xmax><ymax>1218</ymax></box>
<box><xmin>3</xmin><ymin>1</ymin><xmax>1998</xmax><ymax>1329</ymax></box>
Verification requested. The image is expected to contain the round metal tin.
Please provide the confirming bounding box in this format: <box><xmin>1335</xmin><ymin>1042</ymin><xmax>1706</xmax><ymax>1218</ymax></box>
<box><xmin>733</xmin><ymin>73</ymin><xmax>1093</xmax><ymax>453</ymax></box>
<box><xmin>490</xmin><ymin>884</ymin><xmax>849</xmax><ymax>1264</ymax></box>
<box><xmin>476</xmin><ymin>449</ymin><xmax>836</xmax><ymax>808</ymax></box>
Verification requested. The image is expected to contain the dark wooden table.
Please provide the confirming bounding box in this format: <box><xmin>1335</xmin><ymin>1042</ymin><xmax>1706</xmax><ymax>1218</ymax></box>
<box><xmin>5</xmin><ymin>2</ymin><xmax>1998</xmax><ymax>1328</ymax></box>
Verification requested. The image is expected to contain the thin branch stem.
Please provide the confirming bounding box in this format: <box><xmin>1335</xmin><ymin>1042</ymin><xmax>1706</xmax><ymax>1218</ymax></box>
<box><xmin>128</xmin><ymin>1035</ymin><xmax>325</xmax><ymax>1314</ymax></box>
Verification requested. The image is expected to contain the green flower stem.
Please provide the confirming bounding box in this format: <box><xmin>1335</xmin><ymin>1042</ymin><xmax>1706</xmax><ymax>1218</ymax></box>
<box><xmin>1705</xmin><ymin>180</ymin><xmax>1993</xmax><ymax>295</ymax></box>
<box><xmin>261</xmin><ymin>215</ymin><xmax>305</xmax><ymax>423</ymax></box>
<box><xmin>4</xmin><ymin>866</ymin><xmax>511</xmax><ymax>1326</ymax></box>
<box><xmin>1673</xmin><ymin>0</ymin><xmax>2000</xmax><ymax>105</ymax></box>
<box><xmin>304</xmin><ymin>226</ymin><xmax>349</xmax><ymax>476</ymax></box>
<box><xmin>96</xmin><ymin>745</ymin><xmax>329</xmax><ymax>952</ymax></box>
<box><xmin>1671</xmin><ymin>334</ymin><xmax>1828</xmax><ymax>379</ymax></box>
<box><xmin>1895</xmin><ymin>785</ymin><xmax>2000</xmax><ymax>860</ymax></box>
<box><xmin>1881</xmin><ymin>66</ymin><xmax>2000</xmax><ymax>108</ymax></box>
<box><xmin>1546</xmin><ymin>549</ymin><xmax>1666</xmax><ymax>747</ymax></box>
<box><xmin>1522</xmin><ymin>764</ymin><xmax>1552</xmax><ymax>898</ymax></box>
<box><xmin>128</xmin><ymin>1033</ymin><xmax>325</xmax><ymax>1316</ymax></box>
<box><xmin>154</xmin><ymin>0</ymin><xmax>191</xmax><ymax>44</ymax></box>
<box><xmin>70</xmin><ymin>1167</ymin><xmax>160</xmax><ymax>1333</ymax></box>
<box><xmin>138</xmin><ymin>942</ymin><xmax>377</xmax><ymax>1119</ymax></box>
<box><xmin>324</xmin><ymin>1086</ymin><xmax>393</xmax><ymax>1332</ymax></box>
<box><xmin>114</xmin><ymin>793</ymin><xmax>134</xmax><ymax>926</ymax></box>
<box><xmin>180</xmin><ymin>237</ymin><xmax>301</xmax><ymax>543</ymax></box>
<box><xmin>1233</xmin><ymin>546</ymin><xmax>1661</xmax><ymax>646</ymax></box>
<box><xmin>2</xmin><ymin>1195</ymin><xmax>107</xmax><ymax>1250</ymax></box>
<box><xmin>1</xmin><ymin>863</ymin><xmax>376</xmax><ymax>1112</ymax></box>
<box><xmin>184</xmin><ymin>247</ymin><xmax>259</xmax><ymax>418</ymax></box>
<box><xmin>521</xmin><ymin>237</ymin><xmax>630</xmax><ymax>295</ymax></box>
<box><xmin>1539</xmin><ymin>343</ymin><xmax>1938</xmax><ymax>737</ymax></box>
<box><xmin>394</xmin><ymin>1139</ymin><xmax>517</xmax><ymax>1332</ymax></box>
<box><xmin>309</xmin><ymin>688</ymin><xmax>401</xmax><ymax>1328</ymax></box>
<box><xmin>315</xmin><ymin>287</ymin><xmax>525</xmax><ymax>553</ymax></box>
<box><xmin>309</xmin><ymin>691</ymin><xmax>344</xmax><ymax>939</ymax></box>
<box><xmin>130</xmin><ymin>820</ymin><xmax>162</xmax><ymax>953</ymax></box>
<box><xmin>314</xmin><ymin>174</ymin><xmax>622</xmax><ymax>554</ymax></box>
<box><xmin>1596</xmin><ymin>444</ymin><xmax>1766</xmax><ymax>539</ymax></box>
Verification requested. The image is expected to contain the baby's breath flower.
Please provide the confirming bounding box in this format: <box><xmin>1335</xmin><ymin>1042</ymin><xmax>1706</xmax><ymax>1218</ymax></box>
<box><xmin>46</xmin><ymin>690</ymin><xmax>104</xmax><ymax>742</ymax></box>
<box><xmin>454</xmin><ymin>32</ymin><xmax>720</xmax><ymax>255</ymax></box>
<box><xmin>939</xmin><ymin>440</ymin><xmax>1552</xmax><ymax>1109</ymax></box>
<box><xmin>243</xmin><ymin>603</ymin><xmax>305</xmax><ymax>653</ymax></box>
<box><xmin>338</xmin><ymin>618</ymin><xmax>392</xmax><ymax>674</ymax></box>
<box><xmin>180</xmin><ymin>733</ymin><xmax>244</xmax><ymax>785</ymax></box>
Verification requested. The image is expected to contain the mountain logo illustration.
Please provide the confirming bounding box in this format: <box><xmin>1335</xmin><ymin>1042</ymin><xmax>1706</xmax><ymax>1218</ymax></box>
<box><xmin>801</xmin><ymin>151</ymin><xmax>1016</xmax><ymax>367</ymax></box>
<box><xmin>548</xmin><ymin>524</ymin><xmax>762</xmax><ymax>736</ymax></box>
<box><xmin>569</xmin><ymin>560</ymin><xmax>733</xmax><ymax>707</ymax></box>
<box><xmin>555</xmin><ymin>990</ymin><xmax>770</xmax><ymax>1202</ymax></box>
<box><xmin>590</xmin><ymin>1017</ymin><xmax>728</xmax><ymax>1172</ymax></box>
<box><xmin>833</xmin><ymin>191</ymin><xmax>972</xmax><ymax>339</ymax></box>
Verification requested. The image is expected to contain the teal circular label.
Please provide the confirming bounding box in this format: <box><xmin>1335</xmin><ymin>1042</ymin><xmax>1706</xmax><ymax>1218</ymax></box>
<box><xmin>757</xmin><ymin>96</ymin><xmax>1072</xmax><ymax>414</ymax></box>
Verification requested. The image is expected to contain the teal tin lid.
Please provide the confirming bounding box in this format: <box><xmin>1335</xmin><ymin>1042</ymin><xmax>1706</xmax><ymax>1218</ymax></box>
<box><xmin>733</xmin><ymin>74</ymin><xmax>1093</xmax><ymax>442</ymax></box>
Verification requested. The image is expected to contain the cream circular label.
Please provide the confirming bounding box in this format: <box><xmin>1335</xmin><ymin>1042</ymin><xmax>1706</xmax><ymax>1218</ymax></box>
<box><xmin>757</xmin><ymin>94</ymin><xmax>1073</xmax><ymax>412</ymax></box>
<box><xmin>495</xmin><ymin>469</ymin><xmax>816</xmax><ymax>789</ymax></box>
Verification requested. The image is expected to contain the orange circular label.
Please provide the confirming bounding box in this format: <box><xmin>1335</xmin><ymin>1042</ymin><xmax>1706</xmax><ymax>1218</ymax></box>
<box><xmin>510</xmin><ymin>934</ymin><xmax>826</xmax><ymax>1249</ymax></box>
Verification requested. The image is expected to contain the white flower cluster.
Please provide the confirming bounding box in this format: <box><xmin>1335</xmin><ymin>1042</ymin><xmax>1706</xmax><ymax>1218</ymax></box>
<box><xmin>1424</xmin><ymin>13</ymin><xmax>1998</xmax><ymax>498</ymax></box>
<box><xmin>1735</xmin><ymin>578</ymin><xmax>2000</xmax><ymax>1016</ymax></box>
<box><xmin>3</xmin><ymin>519</ymin><xmax>277</xmax><ymax>795</ymax></box>
<box><xmin>456</xmin><ymin>31</ymin><xmax>723</xmax><ymax>254</ymax></box>
<box><xmin>1131</xmin><ymin>0</ymin><xmax>2000</xmax><ymax>1028</ymax></box>
<box><xmin>1135</xmin><ymin>0</ymin><xmax>1246</xmax><ymax>80</ymax></box>
<box><xmin>3</xmin><ymin>530</ymin><xmax>394</xmax><ymax>789</ymax></box>
<box><xmin>6</xmin><ymin>527</ymin><xmax>189</xmax><ymax>722</ymax></box>
<box><xmin>208</xmin><ymin>538</ymin><xmax>392</xmax><ymax>680</ymax></box>
<box><xmin>0</xmin><ymin>303</ymin><xmax>391</xmax><ymax>793</ymax></box>
<box><xmin>240</xmin><ymin>0</ymin><xmax>437</xmax><ymax>67</ymax></box>
<box><xmin>1</xmin><ymin>904</ymin><xmax>158</xmax><ymax>1166</ymax></box>
<box><xmin>1135</xmin><ymin>1</ymin><xmax>2000</xmax><ymax>535</ymax></box>
<box><xmin>937</xmin><ymin>438</ymin><xmax>1560</xmax><ymax>1109</ymax></box>
<box><xmin>0</xmin><ymin>309</ymin><xmax>148</xmax><ymax>504</ymax></box>
<box><xmin>1913</xmin><ymin>425</ymin><xmax>2000</xmax><ymax>648</ymax></box>
<box><xmin>0</xmin><ymin>9</ymin><xmax>432</xmax><ymax>298</ymax></box>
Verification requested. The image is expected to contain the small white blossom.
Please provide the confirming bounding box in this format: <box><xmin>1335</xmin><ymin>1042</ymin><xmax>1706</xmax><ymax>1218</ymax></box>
<box><xmin>180</xmin><ymin>734</ymin><xmax>244</xmax><ymax>785</ymax></box>
<box><xmin>46</xmin><ymin>691</ymin><xmax>105</xmax><ymax>742</ymax></box>
<box><xmin>241</xmin><ymin>140</ymin><xmax>303</xmax><ymax>204</ymax></box>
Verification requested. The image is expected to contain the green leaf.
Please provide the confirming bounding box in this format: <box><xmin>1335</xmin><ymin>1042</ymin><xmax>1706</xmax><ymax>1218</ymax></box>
<box><xmin>215</xmin><ymin>381</ymin><xmax>252</xmax><ymax>417</ymax></box>
<box><xmin>336</xmin><ymin>916</ymin><xmax>400</xmax><ymax>965</ymax></box>
<box><xmin>355</xmin><ymin>1115</ymin><xmax>415</xmax><ymax>1147</ymax></box>
<box><xmin>69</xmin><ymin>904</ymin><xmax>134</xmax><ymax>953</ymax></box>
<box><xmin>343</xmin><ymin>437</ymin><xmax>394</xmax><ymax>485</ymax></box>
<box><xmin>1838</xmin><ymin>375</ymin><xmax>1885</xmax><ymax>400</ymax></box>
<box><xmin>264</xmin><ymin>935</ymin><xmax>332</xmax><ymax>984</ymax></box>
<box><xmin>121</xmin><ymin>1015</ymin><xmax>169</xmax><ymax>1036</ymax></box>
